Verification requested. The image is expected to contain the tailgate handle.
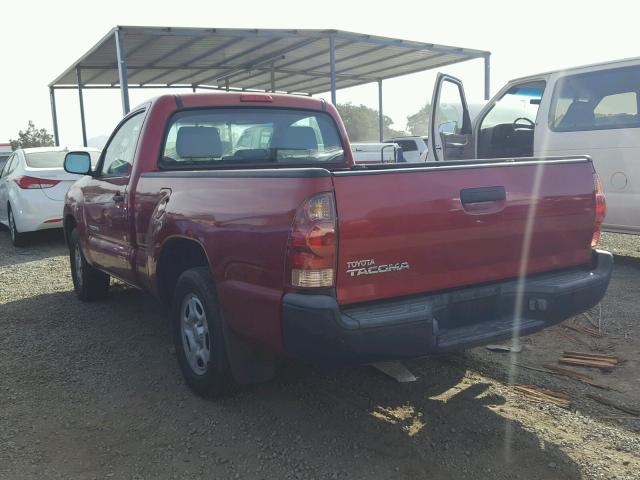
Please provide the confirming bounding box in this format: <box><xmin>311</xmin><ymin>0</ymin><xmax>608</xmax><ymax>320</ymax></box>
<box><xmin>460</xmin><ymin>186</ymin><xmax>505</xmax><ymax>204</ymax></box>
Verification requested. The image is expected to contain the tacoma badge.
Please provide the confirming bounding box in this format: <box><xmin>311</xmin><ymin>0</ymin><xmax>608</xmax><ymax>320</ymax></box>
<box><xmin>346</xmin><ymin>259</ymin><xmax>410</xmax><ymax>277</ymax></box>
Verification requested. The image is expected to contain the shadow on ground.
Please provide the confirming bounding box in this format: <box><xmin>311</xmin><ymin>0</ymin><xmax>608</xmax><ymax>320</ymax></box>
<box><xmin>0</xmin><ymin>227</ymin><xmax>67</xmax><ymax>268</ymax></box>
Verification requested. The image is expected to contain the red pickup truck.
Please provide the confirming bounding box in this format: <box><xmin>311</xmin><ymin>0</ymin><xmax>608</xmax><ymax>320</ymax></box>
<box><xmin>62</xmin><ymin>91</ymin><xmax>612</xmax><ymax>395</ymax></box>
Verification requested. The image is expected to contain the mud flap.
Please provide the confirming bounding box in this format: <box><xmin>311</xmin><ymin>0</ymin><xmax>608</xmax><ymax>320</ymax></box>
<box><xmin>220</xmin><ymin>314</ymin><xmax>277</xmax><ymax>385</ymax></box>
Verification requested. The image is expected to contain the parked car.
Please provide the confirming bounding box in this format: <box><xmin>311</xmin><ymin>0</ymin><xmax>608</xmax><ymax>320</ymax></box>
<box><xmin>0</xmin><ymin>146</ymin><xmax>100</xmax><ymax>246</ymax></box>
<box><xmin>385</xmin><ymin>136</ymin><xmax>428</xmax><ymax>162</ymax></box>
<box><xmin>0</xmin><ymin>143</ymin><xmax>12</xmax><ymax>173</ymax></box>
<box><xmin>63</xmin><ymin>92</ymin><xmax>611</xmax><ymax>396</ymax></box>
<box><xmin>351</xmin><ymin>142</ymin><xmax>402</xmax><ymax>164</ymax></box>
<box><xmin>429</xmin><ymin>57</ymin><xmax>640</xmax><ymax>234</ymax></box>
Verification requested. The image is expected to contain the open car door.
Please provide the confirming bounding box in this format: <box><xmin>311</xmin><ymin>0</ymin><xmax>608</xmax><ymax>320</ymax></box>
<box><xmin>427</xmin><ymin>73</ymin><xmax>474</xmax><ymax>161</ymax></box>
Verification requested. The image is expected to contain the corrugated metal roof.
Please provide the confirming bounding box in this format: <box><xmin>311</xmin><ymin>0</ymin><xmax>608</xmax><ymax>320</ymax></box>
<box><xmin>50</xmin><ymin>26</ymin><xmax>490</xmax><ymax>95</ymax></box>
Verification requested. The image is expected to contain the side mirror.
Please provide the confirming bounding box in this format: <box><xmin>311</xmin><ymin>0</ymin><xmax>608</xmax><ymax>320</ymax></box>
<box><xmin>64</xmin><ymin>151</ymin><xmax>92</xmax><ymax>175</ymax></box>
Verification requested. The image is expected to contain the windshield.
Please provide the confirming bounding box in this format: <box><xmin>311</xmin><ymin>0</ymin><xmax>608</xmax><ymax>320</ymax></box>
<box><xmin>481</xmin><ymin>82</ymin><xmax>545</xmax><ymax>128</ymax></box>
<box><xmin>160</xmin><ymin>108</ymin><xmax>344</xmax><ymax>168</ymax></box>
<box><xmin>25</xmin><ymin>150</ymin><xmax>100</xmax><ymax>168</ymax></box>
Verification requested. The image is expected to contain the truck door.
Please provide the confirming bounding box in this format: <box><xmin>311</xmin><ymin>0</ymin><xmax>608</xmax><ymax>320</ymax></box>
<box><xmin>81</xmin><ymin>110</ymin><xmax>146</xmax><ymax>281</ymax></box>
<box><xmin>427</xmin><ymin>74</ymin><xmax>473</xmax><ymax>161</ymax></box>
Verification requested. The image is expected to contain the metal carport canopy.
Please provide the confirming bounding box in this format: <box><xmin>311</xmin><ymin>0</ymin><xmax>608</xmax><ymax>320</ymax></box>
<box><xmin>48</xmin><ymin>26</ymin><xmax>491</xmax><ymax>146</ymax></box>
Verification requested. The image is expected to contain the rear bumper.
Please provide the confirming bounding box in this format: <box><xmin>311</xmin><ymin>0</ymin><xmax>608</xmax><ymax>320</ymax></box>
<box><xmin>282</xmin><ymin>250</ymin><xmax>613</xmax><ymax>366</ymax></box>
<box><xmin>10</xmin><ymin>190</ymin><xmax>64</xmax><ymax>233</ymax></box>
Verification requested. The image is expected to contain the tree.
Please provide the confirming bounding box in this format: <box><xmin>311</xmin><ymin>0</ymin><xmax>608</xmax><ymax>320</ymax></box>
<box><xmin>406</xmin><ymin>103</ymin><xmax>431</xmax><ymax>136</ymax></box>
<box><xmin>10</xmin><ymin>121</ymin><xmax>54</xmax><ymax>150</ymax></box>
<box><xmin>336</xmin><ymin>103</ymin><xmax>405</xmax><ymax>142</ymax></box>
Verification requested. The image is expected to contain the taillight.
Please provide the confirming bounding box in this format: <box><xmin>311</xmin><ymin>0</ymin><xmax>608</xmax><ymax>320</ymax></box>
<box><xmin>286</xmin><ymin>192</ymin><xmax>337</xmax><ymax>288</ymax></box>
<box><xmin>14</xmin><ymin>176</ymin><xmax>60</xmax><ymax>189</ymax></box>
<box><xmin>592</xmin><ymin>173</ymin><xmax>606</xmax><ymax>248</ymax></box>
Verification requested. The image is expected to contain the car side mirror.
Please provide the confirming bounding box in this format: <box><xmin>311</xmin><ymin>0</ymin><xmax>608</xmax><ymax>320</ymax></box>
<box><xmin>64</xmin><ymin>151</ymin><xmax>92</xmax><ymax>175</ymax></box>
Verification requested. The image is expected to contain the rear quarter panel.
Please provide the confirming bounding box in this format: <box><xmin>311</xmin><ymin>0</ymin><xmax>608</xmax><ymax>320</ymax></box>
<box><xmin>135</xmin><ymin>172</ymin><xmax>333</xmax><ymax>352</ymax></box>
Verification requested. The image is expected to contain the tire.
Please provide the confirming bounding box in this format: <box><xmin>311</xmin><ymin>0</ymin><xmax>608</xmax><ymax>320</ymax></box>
<box><xmin>172</xmin><ymin>267</ymin><xmax>233</xmax><ymax>396</ymax></box>
<box><xmin>69</xmin><ymin>228</ymin><xmax>110</xmax><ymax>301</ymax></box>
<box><xmin>8</xmin><ymin>206</ymin><xmax>28</xmax><ymax>247</ymax></box>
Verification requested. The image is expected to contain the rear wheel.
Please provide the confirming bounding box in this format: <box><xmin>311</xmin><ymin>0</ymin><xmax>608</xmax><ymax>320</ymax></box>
<box><xmin>69</xmin><ymin>229</ymin><xmax>110</xmax><ymax>301</ymax></box>
<box><xmin>8</xmin><ymin>206</ymin><xmax>28</xmax><ymax>247</ymax></box>
<box><xmin>172</xmin><ymin>267</ymin><xmax>233</xmax><ymax>396</ymax></box>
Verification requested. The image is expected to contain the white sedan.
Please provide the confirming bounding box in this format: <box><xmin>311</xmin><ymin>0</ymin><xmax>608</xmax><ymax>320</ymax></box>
<box><xmin>0</xmin><ymin>146</ymin><xmax>100</xmax><ymax>246</ymax></box>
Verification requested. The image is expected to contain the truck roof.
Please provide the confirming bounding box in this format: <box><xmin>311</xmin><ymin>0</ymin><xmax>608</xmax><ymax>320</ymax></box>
<box><xmin>143</xmin><ymin>92</ymin><xmax>328</xmax><ymax>112</ymax></box>
<box><xmin>509</xmin><ymin>55</ymin><xmax>640</xmax><ymax>84</ymax></box>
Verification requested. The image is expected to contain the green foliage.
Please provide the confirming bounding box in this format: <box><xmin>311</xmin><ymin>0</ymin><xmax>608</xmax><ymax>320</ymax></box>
<box><xmin>10</xmin><ymin>121</ymin><xmax>55</xmax><ymax>150</ymax></box>
<box><xmin>336</xmin><ymin>103</ymin><xmax>405</xmax><ymax>142</ymax></box>
<box><xmin>406</xmin><ymin>104</ymin><xmax>432</xmax><ymax>136</ymax></box>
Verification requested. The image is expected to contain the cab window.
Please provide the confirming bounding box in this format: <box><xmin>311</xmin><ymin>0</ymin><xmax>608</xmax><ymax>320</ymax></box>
<box><xmin>100</xmin><ymin>111</ymin><xmax>145</xmax><ymax>177</ymax></box>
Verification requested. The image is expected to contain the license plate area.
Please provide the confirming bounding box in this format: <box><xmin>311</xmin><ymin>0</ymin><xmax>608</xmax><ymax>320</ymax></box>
<box><xmin>433</xmin><ymin>285</ymin><xmax>500</xmax><ymax>331</ymax></box>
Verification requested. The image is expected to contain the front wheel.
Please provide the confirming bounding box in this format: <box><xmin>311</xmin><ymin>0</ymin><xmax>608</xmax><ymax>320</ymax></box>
<box><xmin>8</xmin><ymin>207</ymin><xmax>28</xmax><ymax>247</ymax></box>
<box><xmin>172</xmin><ymin>267</ymin><xmax>233</xmax><ymax>396</ymax></box>
<box><xmin>69</xmin><ymin>228</ymin><xmax>110</xmax><ymax>301</ymax></box>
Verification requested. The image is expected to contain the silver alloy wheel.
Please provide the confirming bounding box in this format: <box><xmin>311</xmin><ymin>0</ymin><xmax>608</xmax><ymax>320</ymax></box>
<box><xmin>180</xmin><ymin>293</ymin><xmax>211</xmax><ymax>375</ymax></box>
<box><xmin>74</xmin><ymin>243</ymin><xmax>84</xmax><ymax>288</ymax></box>
<box><xmin>8</xmin><ymin>210</ymin><xmax>15</xmax><ymax>242</ymax></box>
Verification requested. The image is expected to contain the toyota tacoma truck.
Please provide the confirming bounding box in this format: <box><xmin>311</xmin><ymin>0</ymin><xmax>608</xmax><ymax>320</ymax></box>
<box><xmin>62</xmin><ymin>90</ymin><xmax>612</xmax><ymax>395</ymax></box>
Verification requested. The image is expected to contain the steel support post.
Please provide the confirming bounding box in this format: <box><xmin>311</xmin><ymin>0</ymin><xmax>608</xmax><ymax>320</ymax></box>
<box><xmin>49</xmin><ymin>87</ymin><xmax>60</xmax><ymax>146</ymax></box>
<box><xmin>378</xmin><ymin>79</ymin><xmax>384</xmax><ymax>142</ymax></box>
<box><xmin>76</xmin><ymin>68</ymin><xmax>88</xmax><ymax>147</ymax></box>
<box><xmin>329</xmin><ymin>35</ymin><xmax>337</xmax><ymax>104</ymax></box>
<box><xmin>115</xmin><ymin>29</ymin><xmax>130</xmax><ymax>115</ymax></box>
<box><xmin>484</xmin><ymin>54</ymin><xmax>491</xmax><ymax>100</ymax></box>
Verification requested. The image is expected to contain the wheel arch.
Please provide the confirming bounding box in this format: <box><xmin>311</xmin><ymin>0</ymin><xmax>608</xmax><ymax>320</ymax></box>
<box><xmin>63</xmin><ymin>214</ymin><xmax>77</xmax><ymax>248</ymax></box>
<box><xmin>155</xmin><ymin>236</ymin><xmax>212</xmax><ymax>304</ymax></box>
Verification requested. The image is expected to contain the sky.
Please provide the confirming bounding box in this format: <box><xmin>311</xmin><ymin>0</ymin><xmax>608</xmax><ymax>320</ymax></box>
<box><xmin>1</xmin><ymin>0</ymin><xmax>638</xmax><ymax>146</ymax></box>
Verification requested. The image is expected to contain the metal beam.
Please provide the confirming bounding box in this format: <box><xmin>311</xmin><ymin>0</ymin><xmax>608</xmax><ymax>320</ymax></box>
<box><xmin>52</xmin><ymin>84</ymin><xmax>201</xmax><ymax>90</ymax></box>
<box><xmin>239</xmin><ymin>66</ymin><xmax>375</xmax><ymax>91</ymax></box>
<box><xmin>484</xmin><ymin>54</ymin><xmax>491</xmax><ymax>100</ymax></box>
<box><xmin>292</xmin><ymin>53</ymin><xmax>461</xmax><ymax>94</ymax></box>
<box><xmin>332</xmin><ymin>31</ymin><xmax>488</xmax><ymax>57</ymax></box>
<box><xmin>115</xmin><ymin>28</ymin><xmax>130</xmax><ymax>115</ymax></box>
<box><xmin>83</xmin><ymin>36</ymin><xmax>157</xmax><ymax>84</ymax></box>
<box><xmin>229</xmin><ymin>39</ymin><xmax>352</xmax><ymax>84</ymax></box>
<box><xmin>329</xmin><ymin>35</ymin><xmax>336</xmax><ymax>104</ymax></box>
<box><xmin>378</xmin><ymin>80</ymin><xmax>383</xmax><ymax>142</ymax></box>
<box><xmin>76</xmin><ymin>68</ymin><xmax>88</xmax><ymax>147</ymax></box>
<box><xmin>274</xmin><ymin>48</ymin><xmax>430</xmax><ymax>92</ymax></box>
<box><xmin>270</xmin><ymin>64</ymin><xmax>275</xmax><ymax>92</ymax></box>
<box><xmin>174</xmin><ymin>37</ymin><xmax>284</xmax><ymax>86</ymax></box>
<box><xmin>149</xmin><ymin>37</ymin><xmax>248</xmax><ymax>85</ymax></box>
<box><xmin>128</xmin><ymin>36</ymin><xmax>204</xmax><ymax>81</ymax></box>
<box><xmin>191</xmin><ymin>37</ymin><xmax>318</xmax><ymax>86</ymax></box>
<box><xmin>49</xmin><ymin>87</ymin><xmax>60</xmax><ymax>146</ymax></box>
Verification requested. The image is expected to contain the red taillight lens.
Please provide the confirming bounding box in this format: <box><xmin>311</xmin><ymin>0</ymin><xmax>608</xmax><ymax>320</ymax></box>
<box><xmin>592</xmin><ymin>173</ymin><xmax>606</xmax><ymax>248</ymax></box>
<box><xmin>14</xmin><ymin>176</ymin><xmax>60</xmax><ymax>189</ymax></box>
<box><xmin>286</xmin><ymin>192</ymin><xmax>337</xmax><ymax>288</ymax></box>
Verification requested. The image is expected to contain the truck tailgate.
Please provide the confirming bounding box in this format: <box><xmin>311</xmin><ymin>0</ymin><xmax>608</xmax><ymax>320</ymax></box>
<box><xmin>332</xmin><ymin>159</ymin><xmax>596</xmax><ymax>306</ymax></box>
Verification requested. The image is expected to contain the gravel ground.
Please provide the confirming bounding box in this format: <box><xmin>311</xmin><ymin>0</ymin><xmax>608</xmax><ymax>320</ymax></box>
<box><xmin>0</xmin><ymin>228</ymin><xmax>638</xmax><ymax>480</ymax></box>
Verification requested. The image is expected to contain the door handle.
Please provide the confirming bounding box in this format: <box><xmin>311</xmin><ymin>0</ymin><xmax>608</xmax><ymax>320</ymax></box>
<box><xmin>112</xmin><ymin>193</ymin><xmax>125</xmax><ymax>203</ymax></box>
<box><xmin>460</xmin><ymin>186</ymin><xmax>506</xmax><ymax>204</ymax></box>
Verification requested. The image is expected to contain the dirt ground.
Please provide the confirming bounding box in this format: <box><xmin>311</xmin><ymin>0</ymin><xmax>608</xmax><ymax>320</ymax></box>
<box><xmin>0</xmin><ymin>229</ymin><xmax>638</xmax><ymax>480</ymax></box>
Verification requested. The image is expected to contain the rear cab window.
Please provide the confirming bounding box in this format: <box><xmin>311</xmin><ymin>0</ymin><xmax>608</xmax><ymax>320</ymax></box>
<box><xmin>550</xmin><ymin>65</ymin><xmax>640</xmax><ymax>131</ymax></box>
<box><xmin>160</xmin><ymin>108</ymin><xmax>344</xmax><ymax>169</ymax></box>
